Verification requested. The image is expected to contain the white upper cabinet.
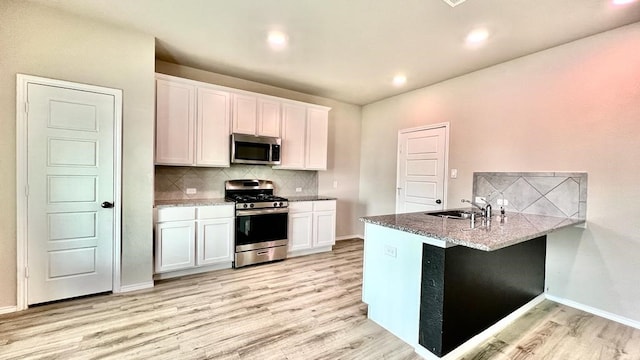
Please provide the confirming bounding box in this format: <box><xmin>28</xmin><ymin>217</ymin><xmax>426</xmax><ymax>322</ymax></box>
<box><xmin>279</xmin><ymin>102</ymin><xmax>307</xmax><ymax>169</ymax></box>
<box><xmin>197</xmin><ymin>87</ymin><xmax>231</xmax><ymax>167</ymax></box>
<box><xmin>155</xmin><ymin>79</ymin><xmax>195</xmax><ymax>165</ymax></box>
<box><xmin>232</xmin><ymin>94</ymin><xmax>281</xmax><ymax>137</ymax></box>
<box><xmin>155</xmin><ymin>74</ymin><xmax>231</xmax><ymax>167</ymax></box>
<box><xmin>277</xmin><ymin>102</ymin><xmax>330</xmax><ymax>171</ymax></box>
<box><xmin>257</xmin><ymin>98</ymin><xmax>281</xmax><ymax>137</ymax></box>
<box><xmin>305</xmin><ymin>107</ymin><xmax>329</xmax><ymax>170</ymax></box>
<box><xmin>232</xmin><ymin>93</ymin><xmax>258</xmax><ymax>135</ymax></box>
<box><xmin>155</xmin><ymin>73</ymin><xmax>330</xmax><ymax>170</ymax></box>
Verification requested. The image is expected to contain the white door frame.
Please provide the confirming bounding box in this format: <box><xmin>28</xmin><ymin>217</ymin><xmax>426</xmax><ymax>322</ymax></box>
<box><xmin>16</xmin><ymin>74</ymin><xmax>123</xmax><ymax>311</ymax></box>
<box><xmin>396</xmin><ymin>122</ymin><xmax>450</xmax><ymax>210</ymax></box>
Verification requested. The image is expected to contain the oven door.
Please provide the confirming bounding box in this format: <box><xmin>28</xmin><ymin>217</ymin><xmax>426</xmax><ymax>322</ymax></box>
<box><xmin>235</xmin><ymin>208</ymin><xmax>288</xmax><ymax>251</ymax></box>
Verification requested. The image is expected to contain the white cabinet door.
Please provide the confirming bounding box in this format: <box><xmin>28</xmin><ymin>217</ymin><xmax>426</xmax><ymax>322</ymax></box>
<box><xmin>196</xmin><ymin>218</ymin><xmax>234</xmax><ymax>265</ymax></box>
<box><xmin>313</xmin><ymin>210</ymin><xmax>336</xmax><ymax>247</ymax></box>
<box><xmin>279</xmin><ymin>102</ymin><xmax>307</xmax><ymax>169</ymax></box>
<box><xmin>305</xmin><ymin>107</ymin><xmax>329</xmax><ymax>170</ymax></box>
<box><xmin>155</xmin><ymin>220</ymin><xmax>196</xmax><ymax>273</ymax></box>
<box><xmin>257</xmin><ymin>98</ymin><xmax>281</xmax><ymax>137</ymax></box>
<box><xmin>288</xmin><ymin>212</ymin><xmax>313</xmax><ymax>252</ymax></box>
<box><xmin>288</xmin><ymin>200</ymin><xmax>336</xmax><ymax>255</ymax></box>
<box><xmin>232</xmin><ymin>93</ymin><xmax>257</xmax><ymax>135</ymax></box>
<box><xmin>197</xmin><ymin>87</ymin><xmax>231</xmax><ymax>166</ymax></box>
<box><xmin>155</xmin><ymin>79</ymin><xmax>195</xmax><ymax>165</ymax></box>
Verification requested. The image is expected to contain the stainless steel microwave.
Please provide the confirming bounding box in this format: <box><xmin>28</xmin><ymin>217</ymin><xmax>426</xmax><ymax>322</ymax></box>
<box><xmin>231</xmin><ymin>133</ymin><xmax>281</xmax><ymax>165</ymax></box>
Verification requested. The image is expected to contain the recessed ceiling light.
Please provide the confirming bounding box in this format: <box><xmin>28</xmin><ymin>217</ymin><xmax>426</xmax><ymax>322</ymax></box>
<box><xmin>392</xmin><ymin>74</ymin><xmax>407</xmax><ymax>87</ymax></box>
<box><xmin>465</xmin><ymin>28</ymin><xmax>489</xmax><ymax>46</ymax></box>
<box><xmin>267</xmin><ymin>31</ymin><xmax>288</xmax><ymax>50</ymax></box>
<box><xmin>442</xmin><ymin>0</ymin><xmax>469</xmax><ymax>7</ymax></box>
<box><xmin>612</xmin><ymin>0</ymin><xmax>637</xmax><ymax>4</ymax></box>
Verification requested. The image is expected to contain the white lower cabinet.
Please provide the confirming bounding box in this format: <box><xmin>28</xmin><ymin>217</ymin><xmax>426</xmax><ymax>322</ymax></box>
<box><xmin>156</xmin><ymin>220</ymin><xmax>196</xmax><ymax>272</ymax></box>
<box><xmin>197</xmin><ymin>218</ymin><xmax>234</xmax><ymax>266</ymax></box>
<box><xmin>314</xmin><ymin>210</ymin><xmax>336</xmax><ymax>247</ymax></box>
<box><xmin>288</xmin><ymin>200</ymin><xmax>336</xmax><ymax>256</ymax></box>
<box><xmin>288</xmin><ymin>202</ymin><xmax>314</xmax><ymax>252</ymax></box>
<box><xmin>155</xmin><ymin>204</ymin><xmax>234</xmax><ymax>276</ymax></box>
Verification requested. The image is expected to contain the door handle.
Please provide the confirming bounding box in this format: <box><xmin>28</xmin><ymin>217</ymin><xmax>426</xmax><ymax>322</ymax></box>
<box><xmin>101</xmin><ymin>201</ymin><xmax>114</xmax><ymax>208</ymax></box>
<box><xmin>435</xmin><ymin>199</ymin><xmax>442</xmax><ymax>204</ymax></box>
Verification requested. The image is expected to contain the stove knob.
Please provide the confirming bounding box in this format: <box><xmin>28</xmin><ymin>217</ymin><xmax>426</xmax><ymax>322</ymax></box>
<box><xmin>273</xmin><ymin>202</ymin><xmax>278</xmax><ymax>207</ymax></box>
<box><xmin>250</xmin><ymin>203</ymin><xmax>254</xmax><ymax>208</ymax></box>
<box><xmin>243</xmin><ymin>204</ymin><xmax>248</xmax><ymax>209</ymax></box>
<box><xmin>279</xmin><ymin>202</ymin><xmax>284</xmax><ymax>207</ymax></box>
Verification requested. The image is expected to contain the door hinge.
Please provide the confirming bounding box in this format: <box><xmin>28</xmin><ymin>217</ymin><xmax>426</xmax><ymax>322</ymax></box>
<box><xmin>25</xmin><ymin>267</ymin><xmax>29</xmax><ymax>278</ymax></box>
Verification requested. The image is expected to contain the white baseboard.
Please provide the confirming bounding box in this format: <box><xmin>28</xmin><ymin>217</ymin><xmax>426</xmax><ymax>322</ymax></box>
<box><xmin>545</xmin><ymin>294</ymin><xmax>640</xmax><ymax>330</ymax></box>
<box><xmin>414</xmin><ymin>294</ymin><xmax>546</xmax><ymax>360</ymax></box>
<box><xmin>288</xmin><ymin>246</ymin><xmax>332</xmax><ymax>258</ymax></box>
<box><xmin>0</xmin><ymin>305</ymin><xmax>17</xmax><ymax>315</ymax></box>
<box><xmin>119</xmin><ymin>281</ymin><xmax>154</xmax><ymax>293</ymax></box>
<box><xmin>153</xmin><ymin>262</ymin><xmax>232</xmax><ymax>280</ymax></box>
<box><xmin>336</xmin><ymin>234</ymin><xmax>363</xmax><ymax>241</ymax></box>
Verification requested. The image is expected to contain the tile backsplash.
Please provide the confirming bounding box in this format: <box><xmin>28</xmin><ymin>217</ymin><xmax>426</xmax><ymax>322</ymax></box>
<box><xmin>473</xmin><ymin>172</ymin><xmax>587</xmax><ymax>219</ymax></box>
<box><xmin>155</xmin><ymin>165</ymin><xmax>318</xmax><ymax>200</ymax></box>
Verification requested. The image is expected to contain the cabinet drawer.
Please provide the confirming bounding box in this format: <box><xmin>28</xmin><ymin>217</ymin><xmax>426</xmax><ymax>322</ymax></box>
<box><xmin>313</xmin><ymin>200</ymin><xmax>336</xmax><ymax>212</ymax></box>
<box><xmin>289</xmin><ymin>201</ymin><xmax>313</xmax><ymax>213</ymax></box>
<box><xmin>157</xmin><ymin>207</ymin><xmax>196</xmax><ymax>222</ymax></box>
<box><xmin>197</xmin><ymin>205</ymin><xmax>234</xmax><ymax>219</ymax></box>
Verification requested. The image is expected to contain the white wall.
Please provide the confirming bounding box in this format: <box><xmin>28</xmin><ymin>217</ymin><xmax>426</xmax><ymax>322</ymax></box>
<box><xmin>359</xmin><ymin>23</ymin><xmax>640</xmax><ymax>322</ymax></box>
<box><xmin>156</xmin><ymin>61</ymin><xmax>363</xmax><ymax>237</ymax></box>
<box><xmin>0</xmin><ymin>0</ymin><xmax>155</xmax><ymax>307</ymax></box>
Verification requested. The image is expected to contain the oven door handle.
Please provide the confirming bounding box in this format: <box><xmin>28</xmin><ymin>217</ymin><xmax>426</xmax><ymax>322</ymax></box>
<box><xmin>236</xmin><ymin>208</ymin><xmax>289</xmax><ymax>216</ymax></box>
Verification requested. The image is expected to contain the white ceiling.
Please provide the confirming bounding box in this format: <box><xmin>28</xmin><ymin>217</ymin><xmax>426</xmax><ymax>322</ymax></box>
<box><xmin>30</xmin><ymin>0</ymin><xmax>640</xmax><ymax>105</ymax></box>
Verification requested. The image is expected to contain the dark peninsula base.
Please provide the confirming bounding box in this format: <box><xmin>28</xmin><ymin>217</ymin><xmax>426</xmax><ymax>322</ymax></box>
<box><xmin>419</xmin><ymin>235</ymin><xmax>547</xmax><ymax>357</ymax></box>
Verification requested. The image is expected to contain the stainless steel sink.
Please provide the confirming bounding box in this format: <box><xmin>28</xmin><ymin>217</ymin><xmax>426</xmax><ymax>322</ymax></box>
<box><xmin>426</xmin><ymin>210</ymin><xmax>479</xmax><ymax>219</ymax></box>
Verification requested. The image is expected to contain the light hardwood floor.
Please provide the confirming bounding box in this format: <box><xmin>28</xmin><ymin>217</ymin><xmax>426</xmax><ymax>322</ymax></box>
<box><xmin>1</xmin><ymin>239</ymin><xmax>639</xmax><ymax>360</ymax></box>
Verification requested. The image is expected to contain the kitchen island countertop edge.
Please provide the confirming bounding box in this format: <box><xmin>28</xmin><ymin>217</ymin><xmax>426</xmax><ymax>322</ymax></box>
<box><xmin>360</xmin><ymin>210</ymin><xmax>585</xmax><ymax>251</ymax></box>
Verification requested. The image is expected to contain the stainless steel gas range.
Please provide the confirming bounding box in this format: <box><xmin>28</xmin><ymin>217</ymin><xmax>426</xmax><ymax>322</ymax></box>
<box><xmin>225</xmin><ymin>180</ymin><xmax>289</xmax><ymax>268</ymax></box>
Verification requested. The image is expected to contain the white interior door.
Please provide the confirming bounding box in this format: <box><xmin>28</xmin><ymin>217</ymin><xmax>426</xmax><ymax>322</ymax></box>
<box><xmin>26</xmin><ymin>82</ymin><xmax>117</xmax><ymax>305</ymax></box>
<box><xmin>396</xmin><ymin>125</ymin><xmax>448</xmax><ymax>213</ymax></box>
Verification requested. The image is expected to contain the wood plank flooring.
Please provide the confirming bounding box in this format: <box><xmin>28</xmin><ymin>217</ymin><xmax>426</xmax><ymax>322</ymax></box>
<box><xmin>1</xmin><ymin>239</ymin><xmax>639</xmax><ymax>360</ymax></box>
<box><xmin>461</xmin><ymin>300</ymin><xmax>640</xmax><ymax>360</ymax></box>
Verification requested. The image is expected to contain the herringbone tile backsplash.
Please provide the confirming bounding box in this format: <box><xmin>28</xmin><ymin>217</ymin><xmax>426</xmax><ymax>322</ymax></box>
<box><xmin>155</xmin><ymin>165</ymin><xmax>318</xmax><ymax>200</ymax></box>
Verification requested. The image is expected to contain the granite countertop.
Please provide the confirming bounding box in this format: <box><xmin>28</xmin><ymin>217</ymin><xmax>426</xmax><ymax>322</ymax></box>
<box><xmin>360</xmin><ymin>209</ymin><xmax>585</xmax><ymax>251</ymax></box>
<box><xmin>154</xmin><ymin>198</ymin><xmax>232</xmax><ymax>208</ymax></box>
<box><xmin>286</xmin><ymin>195</ymin><xmax>337</xmax><ymax>202</ymax></box>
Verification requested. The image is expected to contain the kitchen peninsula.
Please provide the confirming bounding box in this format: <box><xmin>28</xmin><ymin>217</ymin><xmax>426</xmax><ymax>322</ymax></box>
<box><xmin>360</xmin><ymin>210</ymin><xmax>585</xmax><ymax>359</ymax></box>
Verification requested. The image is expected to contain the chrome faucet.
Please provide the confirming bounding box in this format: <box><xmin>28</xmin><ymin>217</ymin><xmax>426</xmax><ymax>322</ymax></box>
<box><xmin>461</xmin><ymin>199</ymin><xmax>491</xmax><ymax>219</ymax></box>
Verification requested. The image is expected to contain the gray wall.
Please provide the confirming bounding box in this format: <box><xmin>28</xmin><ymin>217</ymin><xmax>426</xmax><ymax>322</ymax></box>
<box><xmin>359</xmin><ymin>23</ymin><xmax>640</xmax><ymax>322</ymax></box>
<box><xmin>0</xmin><ymin>0</ymin><xmax>155</xmax><ymax>307</ymax></box>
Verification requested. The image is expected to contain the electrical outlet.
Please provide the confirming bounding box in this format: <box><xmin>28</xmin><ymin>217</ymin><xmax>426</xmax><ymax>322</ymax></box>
<box><xmin>186</xmin><ymin>188</ymin><xmax>197</xmax><ymax>195</ymax></box>
<box><xmin>295</xmin><ymin>187</ymin><xmax>302</xmax><ymax>192</ymax></box>
<box><xmin>450</xmin><ymin>168</ymin><xmax>458</xmax><ymax>179</ymax></box>
<box><xmin>497</xmin><ymin>199</ymin><xmax>509</xmax><ymax>206</ymax></box>
<box><xmin>384</xmin><ymin>245</ymin><xmax>397</xmax><ymax>258</ymax></box>
<box><xmin>333</xmin><ymin>181</ymin><xmax>339</xmax><ymax>189</ymax></box>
